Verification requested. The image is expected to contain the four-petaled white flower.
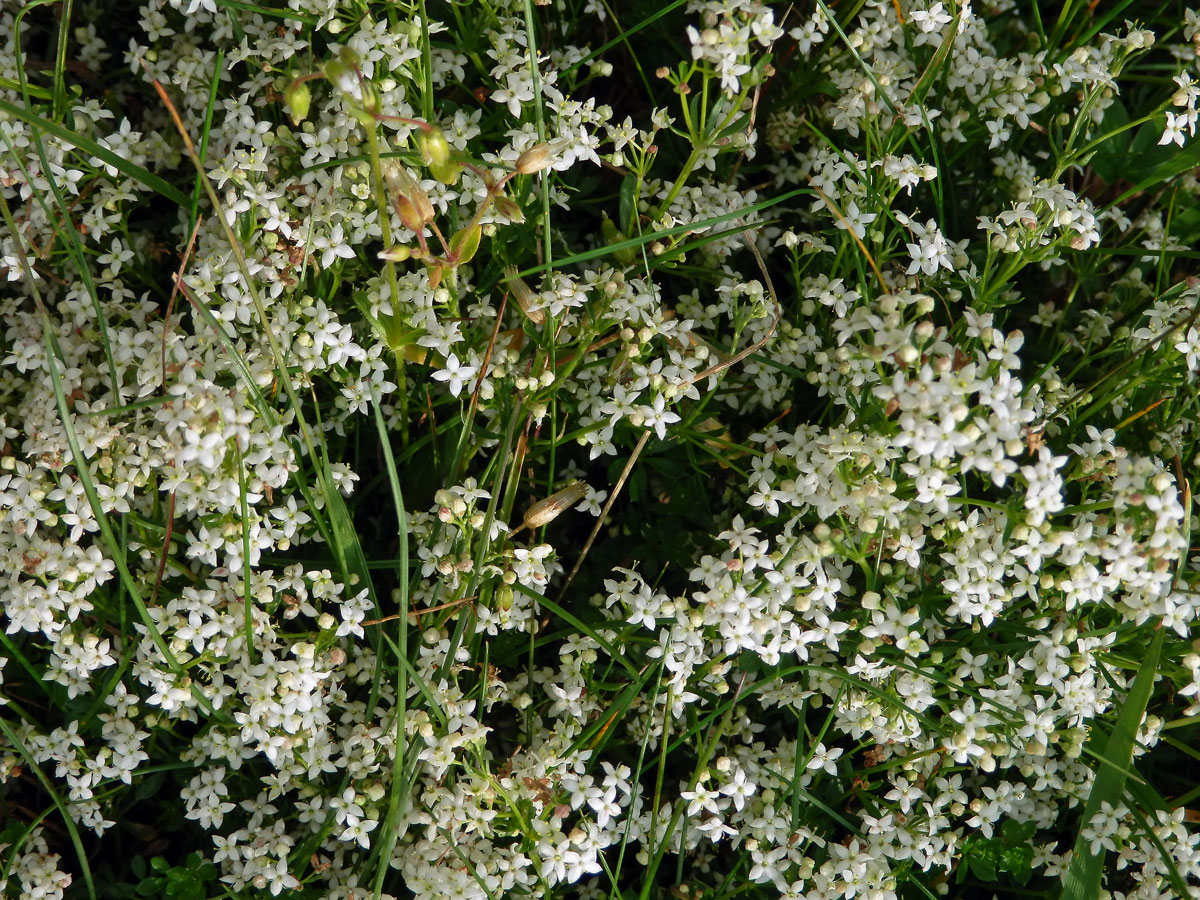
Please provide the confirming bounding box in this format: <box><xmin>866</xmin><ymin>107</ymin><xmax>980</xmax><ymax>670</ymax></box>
<box><xmin>431</xmin><ymin>354</ymin><xmax>479</xmax><ymax>397</ymax></box>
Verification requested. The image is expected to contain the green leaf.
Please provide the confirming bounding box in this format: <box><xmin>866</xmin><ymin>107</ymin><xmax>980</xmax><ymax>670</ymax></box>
<box><xmin>969</xmin><ymin>851</ymin><xmax>997</xmax><ymax>882</ymax></box>
<box><xmin>320</xmin><ymin>461</ymin><xmax>379</xmax><ymax>649</ymax></box>
<box><xmin>136</xmin><ymin>877</ymin><xmax>165</xmax><ymax>896</ymax></box>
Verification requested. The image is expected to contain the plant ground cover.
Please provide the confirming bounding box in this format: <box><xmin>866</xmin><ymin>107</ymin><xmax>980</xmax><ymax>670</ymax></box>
<box><xmin>3</xmin><ymin>0</ymin><xmax>1200</xmax><ymax>898</ymax></box>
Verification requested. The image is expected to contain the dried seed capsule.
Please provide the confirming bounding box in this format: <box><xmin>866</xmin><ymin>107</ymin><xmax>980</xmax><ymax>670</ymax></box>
<box><xmin>522</xmin><ymin>481</ymin><xmax>589</xmax><ymax>529</ymax></box>
<box><xmin>515</xmin><ymin>143</ymin><xmax>555</xmax><ymax>175</ymax></box>
<box><xmin>493</xmin><ymin>195</ymin><xmax>525</xmax><ymax>223</ymax></box>
<box><xmin>503</xmin><ymin>266</ymin><xmax>545</xmax><ymax>325</ymax></box>
<box><xmin>378</xmin><ymin>245</ymin><xmax>412</xmax><ymax>262</ymax></box>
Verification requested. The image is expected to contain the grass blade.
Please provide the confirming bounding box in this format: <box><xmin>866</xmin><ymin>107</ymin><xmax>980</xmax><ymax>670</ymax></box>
<box><xmin>0</xmin><ymin>98</ymin><xmax>190</xmax><ymax>207</ymax></box>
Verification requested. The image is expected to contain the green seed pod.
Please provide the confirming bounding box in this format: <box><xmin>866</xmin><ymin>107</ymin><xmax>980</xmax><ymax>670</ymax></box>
<box><xmin>449</xmin><ymin>224</ymin><xmax>482</xmax><ymax>266</ymax></box>
<box><xmin>496</xmin><ymin>584</ymin><xmax>514</xmax><ymax>613</ymax></box>
<box><xmin>429</xmin><ymin>160</ymin><xmax>462</xmax><ymax>185</ymax></box>
<box><xmin>285</xmin><ymin>79</ymin><xmax>311</xmax><ymax>125</ymax></box>
<box><xmin>416</xmin><ymin>127</ymin><xmax>452</xmax><ymax>168</ymax></box>
<box><xmin>323</xmin><ymin>59</ymin><xmax>358</xmax><ymax>99</ymax></box>
<box><xmin>378</xmin><ymin>245</ymin><xmax>412</xmax><ymax>262</ymax></box>
<box><xmin>601</xmin><ymin>213</ymin><xmax>636</xmax><ymax>265</ymax></box>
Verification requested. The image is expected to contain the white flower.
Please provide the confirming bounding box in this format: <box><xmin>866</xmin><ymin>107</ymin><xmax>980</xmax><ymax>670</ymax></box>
<box><xmin>910</xmin><ymin>2</ymin><xmax>952</xmax><ymax>33</ymax></box>
<box><xmin>431</xmin><ymin>353</ymin><xmax>478</xmax><ymax>397</ymax></box>
<box><xmin>339</xmin><ymin>817</ymin><xmax>378</xmax><ymax>849</ymax></box>
<box><xmin>633</xmin><ymin>394</ymin><xmax>680</xmax><ymax>440</ymax></box>
<box><xmin>834</xmin><ymin>201</ymin><xmax>877</xmax><ymax>239</ymax></box>
<box><xmin>1175</xmin><ymin>327</ymin><xmax>1200</xmax><ymax>373</ymax></box>
<box><xmin>312</xmin><ymin>223</ymin><xmax>357</xmax><ymax>269</ymax></box>
<box><xmin>806</xmin><ymin>742</ymin><xmax>844</xmax><ymax>775</ymax></box>
<box><xmin>1159</xmin><ymin>110</ymin><xmax>1191</xmax><ymax>147</ymax></box>
<box><xmin>719</xmin><ymin>767</ymin><xmax>756</xmax><ymax>811</ymax></box>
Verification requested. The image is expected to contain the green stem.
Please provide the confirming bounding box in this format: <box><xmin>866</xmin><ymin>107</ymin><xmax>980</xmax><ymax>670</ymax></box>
<box><xmin>364</xmin><ymin>123</ymin><xmax>409</xmax><ymax>446</ymax></box>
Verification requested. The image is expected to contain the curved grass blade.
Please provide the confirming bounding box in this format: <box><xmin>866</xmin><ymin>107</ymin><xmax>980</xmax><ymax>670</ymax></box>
<box><xmin>0</xmin><ymin>715</ymin><xmax>96</xmax><ymax>900</ymax></box>
<box><xmin>0</xmin><ymin>98</ymin><xmax>190</xmax><ymax>207</ymax></box>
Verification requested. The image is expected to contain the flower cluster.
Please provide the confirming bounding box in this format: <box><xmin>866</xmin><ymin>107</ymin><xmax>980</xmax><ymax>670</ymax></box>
<box><xmin>2</xmin><ymin>1</ymin><xmax>1199</xmax><ymax>900</ymax></box>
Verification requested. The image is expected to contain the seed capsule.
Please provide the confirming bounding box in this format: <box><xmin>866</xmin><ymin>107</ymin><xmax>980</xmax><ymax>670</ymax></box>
<box><xmin>385</xmin><ymin>164</ymin><xmax>434</xmax><ymax>232</ymax></box>
<box><xmin>416</xmin><ymin>127</ymin><xmax>452</xmax><ymax>168</ymax></box>
<box><xmin>515</xmin><ymin>143</ymin><xmax>555</xmax><ymax>175</ymax></box>
<box><xmin>285</xmin><ymin>80</ymin><xmax>311</xmax><ymax>125</ymax></box>
<box><xmin>522</xmin><ymin>481</ymin><xmax>589</xmax><ymax>529</ymax></box>
<box><xmin>503</xmin><ymin>266</ymin><xmax>545</xmax><ymax>325</ymax></box>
